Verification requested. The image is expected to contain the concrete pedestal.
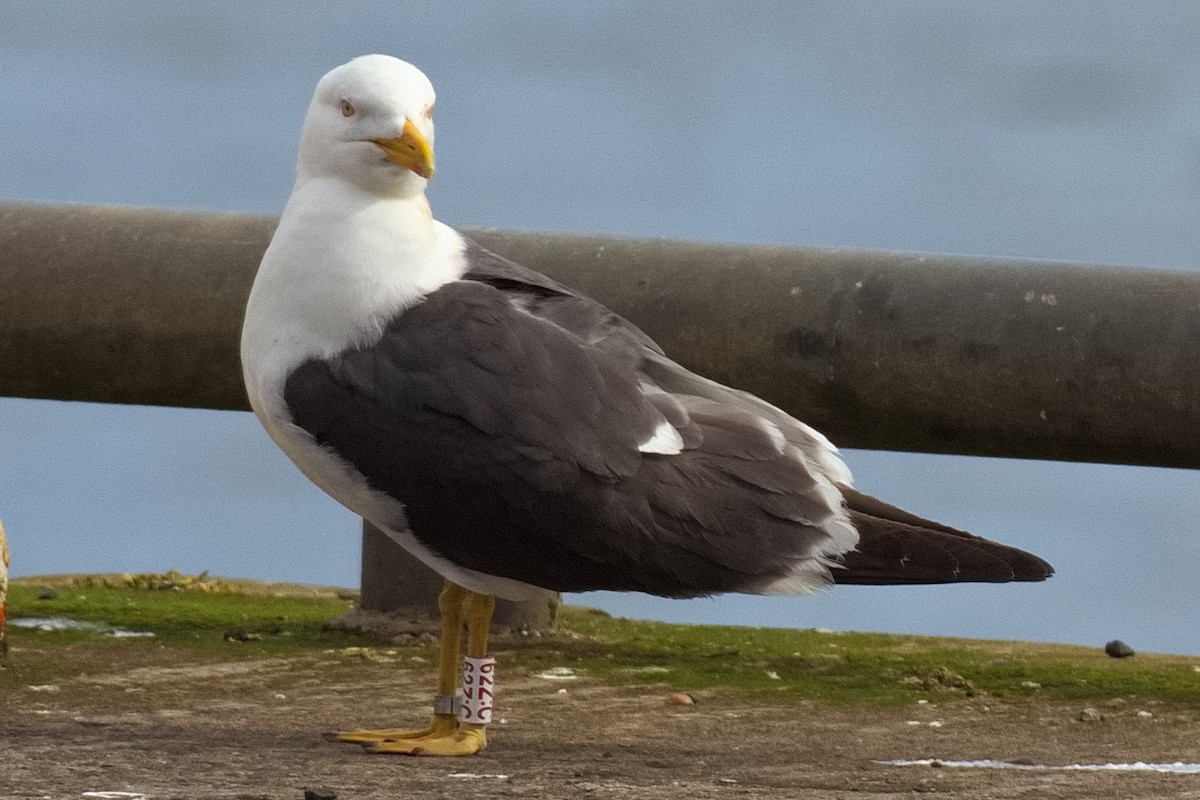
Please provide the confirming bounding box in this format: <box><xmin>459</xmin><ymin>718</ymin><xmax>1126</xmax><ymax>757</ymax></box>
<box><xmin>357</xmin><ymin>520</ymin><xmax>559</xmax><ymax>631</ymax></box>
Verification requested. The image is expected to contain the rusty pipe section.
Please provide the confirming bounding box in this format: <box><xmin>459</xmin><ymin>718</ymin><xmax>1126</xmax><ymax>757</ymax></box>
<box><xmin>2</xmin><ymin>202</ymin><xmax>1198</xmax><ymax>468</ymax></box>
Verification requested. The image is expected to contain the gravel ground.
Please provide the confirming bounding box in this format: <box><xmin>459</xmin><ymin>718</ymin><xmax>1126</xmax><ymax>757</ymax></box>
<box><xmin>3</xmin><ymin>645</ymin><xmax>1200</xmax><ymax>799</ymax></box>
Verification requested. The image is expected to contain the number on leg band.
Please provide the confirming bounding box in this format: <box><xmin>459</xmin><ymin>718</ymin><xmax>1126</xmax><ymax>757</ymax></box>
<box><xmin>460</xmin><ymin>656</ymin><xmax>496</xmax><ymax>725</ymax></box>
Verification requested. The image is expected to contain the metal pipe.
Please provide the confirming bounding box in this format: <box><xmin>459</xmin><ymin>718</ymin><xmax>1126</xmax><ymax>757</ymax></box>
<box><xmin>468</xmin><ymin>229</ymin><xmax>1200</xmax><ymax>470</ymax></box>
<box><xmin>0</xmin><ymin>203</ymin><xmax>270</xmax><ymax>410</ymax></box>
<box><xmin>2</xmin><ymin>202</ymin><xmax>1198</xmax><ymax>469</ymax></box>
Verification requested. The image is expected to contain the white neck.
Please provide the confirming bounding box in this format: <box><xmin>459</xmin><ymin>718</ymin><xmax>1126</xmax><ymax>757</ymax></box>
<box><xmin>241</xmin><ymin>177</ymin><xmax>466</xmax><ymax>417</ymax></box>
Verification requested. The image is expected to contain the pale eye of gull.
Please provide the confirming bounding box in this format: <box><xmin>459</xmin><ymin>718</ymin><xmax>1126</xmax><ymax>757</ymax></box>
<box><xmin>339</xmin><ymin>98</ymin><xmax>356</xmax><ymax>117</ymax></box>
<box><xmin>423</xmin><ymin>103</ymin><xmax>434</xmax><ymax>121</ymax></box>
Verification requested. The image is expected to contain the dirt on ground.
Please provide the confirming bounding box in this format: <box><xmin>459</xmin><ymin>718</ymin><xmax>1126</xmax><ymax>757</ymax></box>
<box><xmin>3</xmin><ymin>642</ymin><xmax>1199</xmax><ymax>800</ymax></box>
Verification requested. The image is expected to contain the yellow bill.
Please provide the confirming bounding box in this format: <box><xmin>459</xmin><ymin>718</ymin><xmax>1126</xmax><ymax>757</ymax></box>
<box><xmin>371</xmin><ymin>119</ymin><xmax>435</xmax><ymax>179</ymax></box>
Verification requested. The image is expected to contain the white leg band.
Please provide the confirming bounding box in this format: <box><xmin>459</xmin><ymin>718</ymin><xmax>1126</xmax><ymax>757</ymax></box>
<box><xmin>460</xmin><ymin>655</ymin><xmax>496</xmax><ymax>725</ymax></box>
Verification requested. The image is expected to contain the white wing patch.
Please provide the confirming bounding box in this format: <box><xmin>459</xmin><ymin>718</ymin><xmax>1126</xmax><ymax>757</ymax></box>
<box><xmin>757</xmin><ymin>417</ymin><xmax>788</xmax><ymax>454</ymax></box>
<box><xmin>638</xmin><ymin>419</ymin><xmax>684</xmax><ymax>455</ymax></box>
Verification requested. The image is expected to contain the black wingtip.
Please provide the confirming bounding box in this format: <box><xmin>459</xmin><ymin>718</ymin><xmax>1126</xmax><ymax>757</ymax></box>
<box><xmin>833</xmin><ymin>488</ymin><xmax>1054</xmax><ymax>586</ymax></box>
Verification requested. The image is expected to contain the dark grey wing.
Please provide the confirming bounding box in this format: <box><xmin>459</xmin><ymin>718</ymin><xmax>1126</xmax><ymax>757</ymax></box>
<box><xmin>462</xmin><ymin>239</ymin><xmax>667</xmax><ymax>363</ymax></box>
<box><xmin>464</xmin><ymin>239</ymin><xmax>854</xmax><ymax>474</ymax></box>
<box><xmin>284</xmin><ymin>278</ymin><xmax>855</xmax><ymax>598</ymax></box>
<box><xmin>460</xmin><ymin>239</ymin><xmax>581</xmax><ymax>299</ymax></box>
<box><xmin>288</xmin><ymin>280</ymin><xmax>660</xmax><ymax>486</ymax></box>
<box><xmin>460</xmin><ymin>239</ymin><xmax>1054</xmax><ymax>587</ymax></box>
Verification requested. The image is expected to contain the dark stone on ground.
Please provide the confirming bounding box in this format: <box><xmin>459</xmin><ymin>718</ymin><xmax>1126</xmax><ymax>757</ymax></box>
<box><xmin>1104</xmin><ymin>640</ymin><xmax>1135</xmax><ymax>658</ymax></box>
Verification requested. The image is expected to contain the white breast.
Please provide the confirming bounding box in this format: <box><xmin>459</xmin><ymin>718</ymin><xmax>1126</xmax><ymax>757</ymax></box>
<box><xmin>241</xmin><ymin>178</ymin><xmax>548</xmax><ymax>600</ymax></box>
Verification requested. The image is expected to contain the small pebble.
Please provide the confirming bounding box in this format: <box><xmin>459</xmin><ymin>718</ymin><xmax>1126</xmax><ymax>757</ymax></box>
<box><xmin>1137</xmin><ymin>710</ymin><xmax>1153</xmax><ymax>719</ymax></box>
<box><xmin>304</xmin><ymin>789</ymin><xmax>337</xmax><ymax>800</ymax></box>
<box><xmin>1078</xmin><ymin>707</ymin><xmax>1103</xmax><ymax>722</ymax></box>
<box><xmin>1104</xmin><ymin>640</ymin><xmax>1135</xmax><ymax>658</ymax></box>
<box><xmin>670</xmin><ymin>693</ymin><xmax>695</xmax><ymax>706</ymax></box>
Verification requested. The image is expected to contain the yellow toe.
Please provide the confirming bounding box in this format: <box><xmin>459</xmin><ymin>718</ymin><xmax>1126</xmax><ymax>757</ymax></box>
<box><xmin>367</xmin><ymin>724</ymin><xmax>486</xmax><ymax>757</ymax></box>
<box><xmin>325</xmin><ymin>714</ymin><xmax>458</xmax><ymax>744</ymax></box>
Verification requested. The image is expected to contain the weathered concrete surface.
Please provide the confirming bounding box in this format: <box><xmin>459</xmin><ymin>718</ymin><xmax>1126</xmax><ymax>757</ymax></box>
<box><xmin>2</xmin><ymin>201</ymin><xmax>1198</xmax><ymax>468</ymax></box>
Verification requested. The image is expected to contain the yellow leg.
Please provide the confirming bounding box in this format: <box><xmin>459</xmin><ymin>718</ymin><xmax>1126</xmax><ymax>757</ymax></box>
<box><xmin>325</xmin><ymin>580</ymin><xmax>469</xmax><ymax>745</ymax></box>
<box><xmin>368</xmin><ymin>587</ymin><xmax>496</xmax><ymax>756</ymax></box>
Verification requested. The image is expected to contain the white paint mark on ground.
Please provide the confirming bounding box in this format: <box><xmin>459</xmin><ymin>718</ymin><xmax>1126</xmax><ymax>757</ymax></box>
<box><xmin>536</xmin><ymin>667</ymin><xmax>579</xmax><ymax>681</ymax></box>
<box><xmin>884</xmin><ymin>759</ymin><xmax>1200</xmax><ymax>773</ymax></box>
